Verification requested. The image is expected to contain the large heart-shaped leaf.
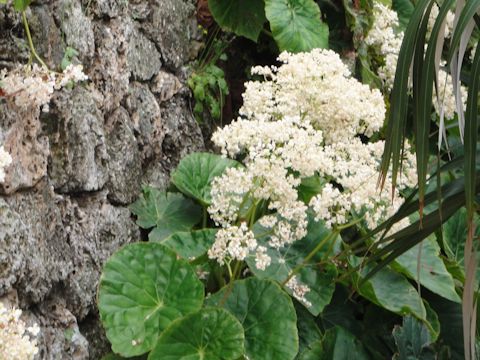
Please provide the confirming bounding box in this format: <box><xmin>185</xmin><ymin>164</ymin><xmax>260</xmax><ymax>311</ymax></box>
<box><xmin>171</xmin><ymin>152</ymin><xmax>241</xmax><ymax>206</ymax></box>
<box><xmin>208</xmin><ymin>0</ymin><xmax>267</xmax><ymax>42</ymax></box>
<box><xmin>246</xmin><ymin>214</ymin><xmax>339</xmax><ymax>315</ymax></box>
<box><xmin>162</xmin><ymin>229</ymin><xmax>217</xmax><ymax>259</ymax></box>
<box><xmin>353</xmin><ymin>258</ymin><xmax>426</xmax><ymax>320</ymax></box>
<box><xmin>206</xmin><ymin>278</ymin><xmax>298</xmax><ymax>360</ymax></box>
<box><xmin>98</xmin><ymin>243</ymin><xmax>204</xmax><ymax>357</ymax></box>
<box><xmin>264</xmin><ymin>0</ymin><xmax>329</xmax><ymax>52</ymax></box>
<box><xmin>392</xmin><ymin>237</ymin><xmax>461</xmax><ymax>302</ymax></box>
<box><xmin>129</xmin><ymin>187</ymin><xmax>202</xmax><ymax>241</ymax></box>
<box><xmin>149</xmin><ymin>307</ymin><xmax>245</xmax><ymax>359</ymax></box>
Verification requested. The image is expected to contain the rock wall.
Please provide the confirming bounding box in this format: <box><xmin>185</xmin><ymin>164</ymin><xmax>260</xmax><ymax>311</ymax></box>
<box><xmin>0</xmin><ymin>0</ymin><xmax>204</xmax><ymax>358</ymax></box>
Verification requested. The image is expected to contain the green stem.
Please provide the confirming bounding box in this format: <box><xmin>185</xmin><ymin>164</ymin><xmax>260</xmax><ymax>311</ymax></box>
<box><xmin>335</xmin><ymin>215</ymin><xmax>366</xmax><ymax>230</ymax></box>
<box><xmin>226</xmin><ymin>261</ymin><xmax>233</xmax><ymax>279</ymax></box>
<box><xmin>231</xmin><ymin>261</ymin><xmax>241</xmax><ymax>283</ymax></box>
<box><xmin>281</xmin><ymin>230</ymin><xmax>338</xmax><ymax>286</ymax></box>
<box><xmin>248</xmin><ymin>202</ymin><xmax>258</xmax><ymax>229</ymax></box>
<box><xmin>218</xmin><ymin>260</ymin><xmax>242</xmax><ymax>307</ymax></box>
<box><xmin>22</xmin><ymin>11</ymin><xmax>48</xmax><ymax>69</ymax></box>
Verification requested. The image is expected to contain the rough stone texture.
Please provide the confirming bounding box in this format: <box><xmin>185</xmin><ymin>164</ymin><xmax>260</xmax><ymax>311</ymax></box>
<box><xmin>0</xmin><ymin>200</ymin><xmax>32</xmax><ymax>294</ymax></box>
<box><xmin>90</xmin><ymin>0</ymin><xmax>128</xmax><ymax>19</ymax></box>
<box><xmin>32</xmin><ymin>297</ymin><xmax>90</xmax><ymax>360</ymax></box>
<box><xmin>161</xmin><ymin>95</ymin><xmax>205</xmax><ymax>167</ymax></box>
<box><xmin>151</xmin><ymin>70</ymin><xmax>183</xmax><ymax>102</ymax></box>
<box><xmin>105</xmin><ymin>107</ymin><xmax>142</xmax><ymax>205</ymax></box>
<box><xmin>55</xmin><ymin>0</ymin><xmax>95</xmax><ymax>63</ymax></box>
<box><xmin>125</xmin><ymin>82</ymin><xmax>165</xmax><ymax>161</ymax></box>
<box><xmin>46</xmin><ymin>87</ymin><xmax>109</xmax><ymax>193</ymax></box>
<box><xmin>127</xmin><ymin>26</ymin><xmax>162</xmax><ymax>81</ymax></box>
<box><xmin>0</xmin><ymin>106</ymin><xmax>50</xmax><ymax>194</ymax></box>
<box><xmin>90</xmin><ymin>18</ymin><xmax>132</xmax><ymax>113</ymax></box>
<box><xmin>30</xmin><ymin>6</ymin><xmax>65</xmax><ymax>69</ymax></box>
<box><xmin>142</xmin><ymin>0</ymin><xmax>196</xmax><ymax>70</ymax></box>
<box><xmin>0</xmin><ymin>9</ymin><xmax>29</xmax><ymax>68</ymax></box>
<box><xmin>0</xmin><ymin>0</ymin><xmax>205</xmax><ymax>358</ymax></box>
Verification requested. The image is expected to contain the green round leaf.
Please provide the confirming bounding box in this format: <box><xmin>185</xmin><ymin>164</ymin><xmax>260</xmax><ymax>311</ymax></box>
<box><xmin>206</xmin><ymin>278</ymin><xmax>298</xmax><ymax>360</ymax></box>
<box><xmin>129</xmin><ymin>187</ymin><xmax>202</xmax><ymax>241</ymax></box>
<box><xmin>162</xmin><ymin>229</ymin><xmax>217</xmax><ymax>259</ymax></box>
<box><xmin>171</xmin><ymin>152</ymin><xmax>241</xmax><ymax>206</ymax></box>
<box><xmin>265</xmin><ymin>0</ymin><xmax>329</xmax><ymax>52</ymax></box>
<box><xmin>246</xmin><ymin>214</ymin><xmax>339</xmax><ymax>315</ymax></box>
<box><xmin>208</xmin><ymin>0</ymin><xmax>267</xmax><ymax>42</ymax></box>
<box><xmin>149</xmin><ymin>308</ymin><xmax>245</xmax><ymax>360</ymax></box>
<box><xmin>98</xmin><ymin>243</ymin><xmax>204</xmax><ymax>357</ymax></box>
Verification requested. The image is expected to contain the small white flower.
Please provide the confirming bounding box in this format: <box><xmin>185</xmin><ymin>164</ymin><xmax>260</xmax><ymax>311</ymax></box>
<box><xmin>254</xmin><ymin>246</ymin><xmax>271</xmax><ymax>271</ymax></box>
<box><xmin>285</xmin><ymin>276</ymin><xmax>312</xmax><ymax>307</ymax></box>
<box><xmin>0</xmin><ymin>302</ymin><xmax>39</xmax><ymax>360</ymax></box>
<box><xmin>0</xmin><ymin>146</ymin><xmax>12</xmax><ymax>183</ymax></box>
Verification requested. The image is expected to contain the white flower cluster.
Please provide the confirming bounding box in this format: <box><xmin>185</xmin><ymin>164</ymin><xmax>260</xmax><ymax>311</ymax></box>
<box><xmin>208</xmin><ymin>223</ymin><xmax>257</xmax><ymax>264</ymax></box>
<box><xmin>0</xmin><ymin>303</ymin><xmax>40</xmax><ymax>360</ymax></box>
<box><xmin>309</xmin><ymin>139</ymin><xmax>416</xmax><ymax>229</ymax></box>
<box><xmin>365</xmin><ymin>2</ymin><xmax>403</xmax><ymax>90</ymax></box>
<box><xmin>0</xmin><ymin>146</ymin><xmax>12</xmax><ymax>183</ymax></box>
<box><xmin>207</xmin><ymin>49</ymin><xmax>416</xmax><ymax>292</ymax></box>
<box><xmin>0</xmin><ymin>64</ymin><xmax>88</xmax><ymax>112</ymax></box>
<box><xmin>285</xmin><ymin>276</ymin><xmax>312</xmax><ymax>308</ymax></box>
<box><xmin>241</xmin><ymin>49</ymin><xmax>385</xmax><ymax>144</ymax></box>
<box><xmin>427</xmin><ymin>4</ymin><xmax>455</xmax><ymax>39</ymax></box>
<box><xmin>366</xmin><ymin>2</ymin><xmax>465</xmax><ymax>120</ymax></box>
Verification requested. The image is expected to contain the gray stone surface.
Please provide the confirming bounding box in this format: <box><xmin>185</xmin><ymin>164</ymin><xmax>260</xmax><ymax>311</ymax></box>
<box><xmin>0</xmin><ymin>106</ymin><xmax>50</xmax><ymax>194</ymax></box>
<box><xmin>55</xmin><ymin>0</ymin><xmax>95</xmax><ymax>63</ymax></box>
<box><xmin>29</xmin><ymin>6</ymin><xmax>65</xmax><ymax>69</ymax></box>
<box><xmin>90</xmin><ymin>0</ymin><xmax>128</xmax><ymax>18</ymax></box>
<box><xmin>0</xmin><ymin>200</ymin><xmax>32</xmax><ymax>295</ymax></box>
<box><xmin>161</xmin><ymin>95</ymin><xmax>205</xmax><ymax>166</ymax></box>
<box><xmin>47</xmin><ymin>86</ymin><xmax>109</xmax><ymax>193</ymax></box>
<box><xmin>125</xmin><ymin>82</ymin><xmax>165</xmax><ymax>161</ymax></box>
<box><xmin>90</xmin><ymin>18</ymin><xmax>132</xmax><ymax>113</ymax></box>
<box><xmin>105</xmin><ymin>107</ymin><xmax>142</xmax><ymax>205</ymax></box>
<box><xmin>33</xmin><ymin>297</ymin><xmax>90</xmax><ymax>360</ymax></box>
<box><xmin>151</xmin><ymin>70</ymin><xmax>183</xmax><ymax>103</ymax></box>
<box><xmin>0</xmin><ymin>0</ymin><xmax>205</xmax><ymax>357</ymax></box>
<box><xmin>142</xmin><ymin>0</ymin><xmax>196</xmax><ymax>70</ymax></box>
<box><xmin>127</xmin><ymin>26</ymin><xmax>162</xmax><ymax>81</ymax></box>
